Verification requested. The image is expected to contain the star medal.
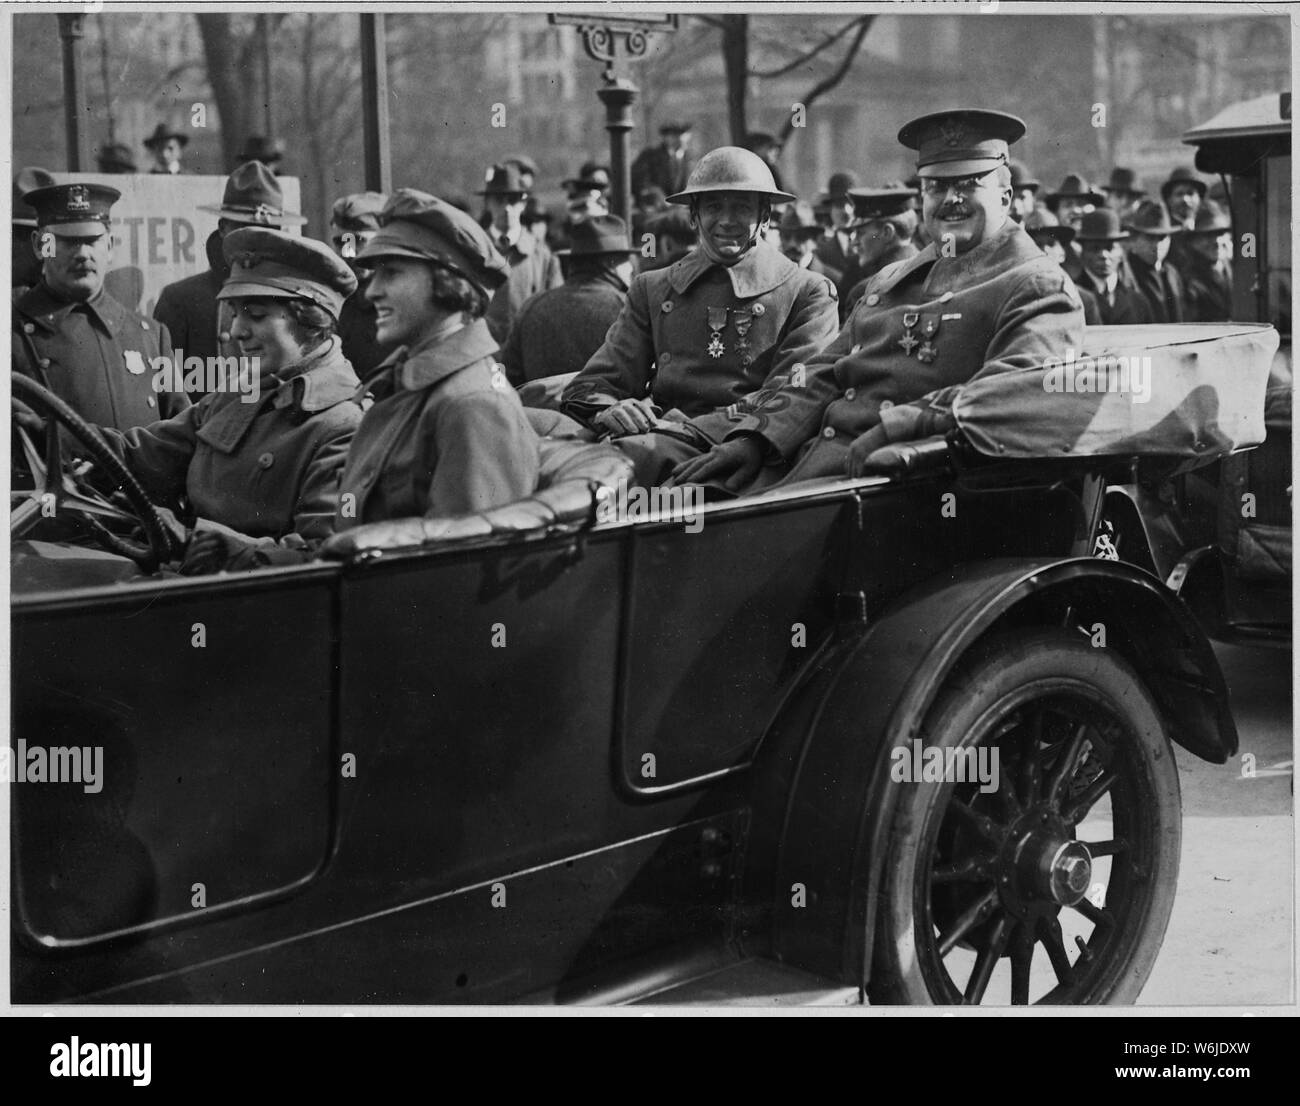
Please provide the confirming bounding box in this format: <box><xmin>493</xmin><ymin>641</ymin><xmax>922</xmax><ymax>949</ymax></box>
<box><xmin>899</xmin><ymin>311</ymin><xmax>920</xmax><ymax>356</ymax></box>
<box><xmin>732</xmin><ymin>308</ymin><xmax>754</xmax><ymax>357</ymax></box>
<box><xmin>917</xmin><ymin>314</ymin><xmax>941</xmax><ymax>363</ymax></box>
<box><xmin>706</xmin><ymin>306</ymin><xmax>729</xmax><ymax>358</ymax></box>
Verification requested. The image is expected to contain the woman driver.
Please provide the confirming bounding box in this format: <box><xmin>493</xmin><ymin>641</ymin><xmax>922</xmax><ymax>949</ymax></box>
<box><xmin>100</xmin><ymin>227</ymin><xmax>362</xmax><ymax>571</ymax></box>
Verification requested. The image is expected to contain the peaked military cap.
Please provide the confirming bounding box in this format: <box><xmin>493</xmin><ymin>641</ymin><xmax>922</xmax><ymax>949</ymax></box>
<box><xmin>12</xmin><ymin>166</ymin><xmax>57</xmax><ymax>227</ymax></box>
<box><xmin>24</xmin><ymin>182</ymin><xmax>120</xmax><ymax>237</ymax></box>
<box><xmin>217</xmin><ymin>227</ymin><xmax>357</xmax><ymax>320</ymax></box>
<box><xmin>1124</xmin><ymin>199</ymin><xmax>1177</xmax><ymax>236</ymax></box>
<box><xmin>1075</xmin><ymin>208</ymin><xmax>1129</xmax><ymax>243</ymax></box>
<box><xmin>847</xmin><ymin>185</ymin><xmax>917</xmax><ymax>226</ymax></box>
<box><xmin>199</xmin><ymin>161</ymin><xmax>307</xmax><ymax>226</ymax></box>
<box><xmin>355</xmin><ymin>187</ymin><xmax>510</xmax><ymax>295</ymax></box>
<box><xmin>898</xmin><ymin>109</ymin><xmax>1025</xmax><ymax>179</ymax></box>
<box><xmin>331</xmin><ymin>191</ymin><xmax>388</xmax><ymax>232</ymax></box>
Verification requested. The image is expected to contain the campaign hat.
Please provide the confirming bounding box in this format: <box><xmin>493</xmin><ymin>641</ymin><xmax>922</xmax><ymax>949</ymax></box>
<box><xmin>217</xmin><ymin>226</ymin><xmax>357</xmax><ymax>320</ymax></box>
<box><xmin>199</xmin><ymin>161</ymin><xmax>306</xmax><ymax>226</ymax></box>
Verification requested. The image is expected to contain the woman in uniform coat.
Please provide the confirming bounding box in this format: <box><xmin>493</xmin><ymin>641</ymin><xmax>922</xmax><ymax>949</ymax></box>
<box><xmin>99</xmin><ymin>227</ymin><xmax>363</xmax><ymax>572</ymax></box>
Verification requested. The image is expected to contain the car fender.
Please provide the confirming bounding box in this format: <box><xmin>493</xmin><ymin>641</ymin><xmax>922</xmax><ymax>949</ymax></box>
<box><xmin>759</xmin><ymin>556</ymin><xmax>1236</xmax><ymax>988</ymax></box>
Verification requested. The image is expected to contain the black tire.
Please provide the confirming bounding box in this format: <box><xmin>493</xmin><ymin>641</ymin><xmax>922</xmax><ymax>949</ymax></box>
<box><xmin>868</xmin><ymin>628</ymin><xmax>1181</xmax><ymax>1005</ymax></box>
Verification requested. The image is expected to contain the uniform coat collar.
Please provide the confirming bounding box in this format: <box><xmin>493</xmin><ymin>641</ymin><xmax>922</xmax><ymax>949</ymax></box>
<box><xmin>668</xmin><ymin>241</ymin><xmax>800</xmax><ymax>299</ymax></box>
<box><xmin>869</xmin><ymin>219</ymin><xmax>1042</xmax><ymax>301</ymax></box>
<box><xmin>199</xmin><ymin>336</ymin><xmax>359</xmax><ymax>453</ymax></box>
<box><xmin>373</xmin><ymin>317</ymin><xmax>500</xmax><ymax>393</ymax></box>
<box><xmin>16</xmin><ymin>282</ymin><xmax>128</xmax><ymax>335</ymax></box>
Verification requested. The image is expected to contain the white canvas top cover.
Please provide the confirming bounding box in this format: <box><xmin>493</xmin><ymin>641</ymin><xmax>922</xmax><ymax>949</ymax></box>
<box><xmin>952</xmin><ymin>323</ymin><xmax>1279</xmax><ymax>460</ymax></box>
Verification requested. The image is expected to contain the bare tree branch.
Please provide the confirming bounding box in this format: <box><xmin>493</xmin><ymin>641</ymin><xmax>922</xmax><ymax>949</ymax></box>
<box><xmin>778</xmin><ymin>15</ymin><xmax>874</xmax><ymax>144</ymax></box>
<box><xmin>750</xmin><ymin>17</ymin><xmax>868</xmax><ymax>80</ymax></box>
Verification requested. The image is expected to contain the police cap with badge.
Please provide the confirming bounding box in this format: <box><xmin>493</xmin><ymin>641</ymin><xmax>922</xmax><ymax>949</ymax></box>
<box><xmin>355</xmin><ymin>187</ymin><xmax>510</xmax><ymax>297</ymax></box>
<box><xmin>23</xmin><ymin>182</ymin><xmax>121</xmax><ymax>237</ymax></box>
<box><xmin>217</xmin><ymin>227</ymin><xmax>358</xmax><ymax>320</ymax></box>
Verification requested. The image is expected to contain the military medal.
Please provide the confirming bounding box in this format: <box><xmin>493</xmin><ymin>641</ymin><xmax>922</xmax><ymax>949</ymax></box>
<box><xmin>732</xmin><ymin>308</ymin><xmax>754</xmax><ymax>358</ymax></box>
<box><xmin>917</xmin><ymin>315</ymin><xmax>941</xmax><ymax>363</ymax></box>
<box><xmin>899</xmin><ymin>311</ymin><xmax>920</xmax><ymax>356</ymax></box>
<box><xmin>706</xmin><ymin>306</ymin><xmax>728</xmax><ymax>358</ymax></box>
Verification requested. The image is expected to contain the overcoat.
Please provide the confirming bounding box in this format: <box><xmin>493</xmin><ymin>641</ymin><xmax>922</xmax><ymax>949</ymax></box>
<box><xmin>499</xmin><ymin>275</ymin><xmax>627</xmax><ymax>387</ymax></box>
<box><xmin>1126</xmin><ymin>252</ymin><xmax>1187</xmax><ymax>324</ymax></box>
<box><xmin>153</xmin><ymin>230</ymin><xmax>238</xmax><ymax>371</ymax></box>
<box><xmin>484</xmin><ymin>231</ymin><xmax>563</xmax><ymax>344</ymax></box>
<box><xmin>100</xmin><ymin>336</ymin><xmax>361</xmax><ymax>542</ymax></box>
<box><xmin>338</xmin><ymin>318</ymin><xmax>540</xmax><ymax>525</ymax></box>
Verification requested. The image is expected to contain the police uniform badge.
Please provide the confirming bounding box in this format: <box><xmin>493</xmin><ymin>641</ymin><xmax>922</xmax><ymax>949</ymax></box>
<box><xmin>123</xmin><ymin>349</ymin><xmax>147</xmax><ymax>375</ymax></box>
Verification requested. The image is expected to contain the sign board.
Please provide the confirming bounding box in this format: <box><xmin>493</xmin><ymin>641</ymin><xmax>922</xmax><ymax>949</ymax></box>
<box><xmin>52</xmin><ymin>173</ymin><xmax>302</xmax><ymax>319</ymax></box>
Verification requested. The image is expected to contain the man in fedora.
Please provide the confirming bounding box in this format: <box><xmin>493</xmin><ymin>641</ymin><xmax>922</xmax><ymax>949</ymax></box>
<box><xmin>562</xmin><ymin>164</ymin><xmax>612</xmax><ymax>222</ymax></box>
<box><xmin>478</xmin><ymin>162</ymin><xmax>562</xmax><ymax>343</ymax></box>
<box><xmin>631</xmin><ymin>121</ymin><xmax>695</xmax><ymax>199</ymax></box>
<box><xmin>670</xmin><ymin>109</ymin><xmax>1085</xmax><ymax>492</ymax></box>
<box><xmin>777</xmin><ymin>201</ymin><xmax>841</xmax><ymax>285</ymax></box>
<box><xmin>815</xmin><ymin>170</ymin><xmax>861</xmax><ymax>276</ymax></box>
<box><xmin>144</xmin><ymin>122</ymin><xmax>189</xmax><ymax>175</ymax></box>
<box><xmin>840</xmin><ymin>185</ymin><xmax>919</xmax><ymax>316</ymax></box>
<box><xmin>1103</xmin><ymin>167</ymin><xmax>1145</xmax><ymax>221</ymax></box>
<box><xmin>154</xmin><ymin>161</ymin><xmax>306</xmax><ymax>386</ymax></box>
<box><xmin>1161</xmin><ymin>165</ymin><xmax>1208</xmax><ymax>272</ymax></box>
<box><xmin>499</xmin><ymin>213</ymin><xmax>636</xmax><ymax>388</ymax></box>
<box><xmin>1024</xmin><ymin>209</ymin><xmax>1102</xmax><ymax>324</ymax></box>
<box><xmin>12</xmin><ymin>183</ymin><xmax>188</xmax><ymax>429</ymax></box>
<box><xmin>1044</xmin><ymin>173</ymin><xmax>1106</xmax><ymax>280</ymax></box>
<box><xmin>96</xmin><ymin>143</ymin><xmax>137</xmax><ymax>174</ymax></box>
<box><xmin>1179</xmin><ymin>200</ymin><xmax>1234</xmax><ymax>322</ymax></box>
<box><xmin>1073</xmin><ymin>208</ymin><xmax>1151</xmax><ymax>326</ymax></box>
<box><xmin>1122</xmin><ymin>199</ymin><xmax>1186</xmax><ymax>323</ymax></box>
<box><xmin>1008</xmin><ymin>160</ymin><xmax>1040</xmax><ymax>225</ymax></box>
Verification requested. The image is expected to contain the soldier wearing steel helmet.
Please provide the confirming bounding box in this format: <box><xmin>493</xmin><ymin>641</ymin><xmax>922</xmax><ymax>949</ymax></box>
<box><xmin>559</xmin><ymin>145</ymin><xmax>841</xmax><ymax>487</ymax></box>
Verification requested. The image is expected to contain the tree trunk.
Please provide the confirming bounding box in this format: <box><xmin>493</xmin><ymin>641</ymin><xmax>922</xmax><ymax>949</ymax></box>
<box><xmin>195</xmin><ymin>13</ymin><xmax>253</xmax><ymax>169</ymax></box>
<box><xmin>721</xmin><ymin>14</ymin><xmax>749</xmax><ymax>144</ymax></box>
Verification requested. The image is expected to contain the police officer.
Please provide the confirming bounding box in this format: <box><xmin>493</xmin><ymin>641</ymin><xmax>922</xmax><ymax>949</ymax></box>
<box><xmin>101</xmin><ymin>228</ymin><xmax>363</xmax><ymax>571</ymax></box>
<box><xmin>11</xmin><ymin>166</ymin><xmax>55</xmax><ymax>292</ymax></box>
<box><xmin>478</xmin><ymin>163</ymin><xmax>563</xmax><ymax>343</ymax></box>
<box><xmin>154</xmin><ymin>161</ymin><xmax>306</xmax><ymax>387</ymax></box>
<box><xmin>339</xmin><ymin>189</ymin><xmax>541</xmax><ymax>524</ymax></box>
<box><xmin>672</xmin><ymin>110</ymin><xmax>1085</xmax><ymax>491</ymax></box>
<box><xmin>13</xmin><ymin>182</ymin><xmax>188</xmax><ymax>429</ymax></box>
<box><xmin>330</xmin><ymin>190</ymin><xmax>394</xmax><ymax>379</ymax></box>
<box><xmin>559</xmin><ymin>146</ymin><xmax>841</xmax><ymax>487</ymax></box>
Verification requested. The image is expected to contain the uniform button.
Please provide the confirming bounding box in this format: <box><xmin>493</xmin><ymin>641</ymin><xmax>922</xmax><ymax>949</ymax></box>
<box><xmin>844</xmin><ymin>388</ymin><xmax>856</xmax><ymax>401</ymax></box>
<box><xmin>851</xmin><ymin>344</ymin><xmax>862</xmax><ymax>355</ymax></box>
<box><xmin>752</xmin><ymin>303</ymin><xmax>765</xmax><ymax>316</ymax></box>
<box><xmin>661</xmin><ymin>301</ymin><xmax>673</xmax><ymax>313</ymax></box>
<box><xmin>880</xmin><ymin>399</ymin><xmax>894</xmax><ymax>411</ymax></box>
<box><xmin>822</xmin><ymin>427</ymin><xmax>835</xmax><ymax>440</ymax></box>
<box><xmin>141</xmin><ymin>320</ymin><xmax>149</xmax><ymax>330</ymax></box>
<box><xmin>38</xmin><ymin>357</ymin><xmax>51</xmax><ymax>369</ymax></box>
<box><xmin>660</xmin><ymin>352</ymin><xmax>672</xmax><ymax>366</ymax></box>
<box><xmin>23</xmin><ymin>323</ymin><xmax>35</xmax><ymax>334</ymax></box>
<box><xmin>258</xmin><ymin>452</ymin><xmax>274</xmax><ymax>469</ymax></box>
<box><xmin>865</xmin><ymin>294</ymin><xmax>879</xmax><ymax>306</ymax></box>
<box><xmin>219</xmin><ymin>331</ymin><xmax>231</xmax><ymax>342</ymax></box>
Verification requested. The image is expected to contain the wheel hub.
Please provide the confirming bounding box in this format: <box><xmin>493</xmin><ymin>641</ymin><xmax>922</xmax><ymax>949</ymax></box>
<box><xmin>994</xmin><ymin>810</ymin><xmax>1094</xmax><ymax>917</ymax></box>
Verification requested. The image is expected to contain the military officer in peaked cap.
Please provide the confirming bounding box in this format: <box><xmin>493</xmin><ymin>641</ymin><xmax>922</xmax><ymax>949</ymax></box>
<box><xmin>478</xmin><ymin>162</ymin><xmax>563</xmax><ymax>343</ymax></box>
<box><xmin>671</xmin><ymin>109</ymin><xmax>1085</xmax><ymax>492</ymax></box>
<box><xmin>13</xmin><ymin>182</ymin><xmax>189</xmax><ymax>429</ymax></box>
<box><xmin>338</xmin><ymin>189</ymin><xmax>540</xmax><ymax>526</ymax></box>
<box><xmin>840</xmin><ymin>185</ymin><xmax>920</xmax><ymax>317</ymax></box>
<box><xmin>560</xmin><ymin>145</ymin><xmax>841</xmax><ymax>487</ymax></box>
<box><xmin>330</xmin><ymin>190</ymin><xmax>394</xmax><ymax>378</ymax></box>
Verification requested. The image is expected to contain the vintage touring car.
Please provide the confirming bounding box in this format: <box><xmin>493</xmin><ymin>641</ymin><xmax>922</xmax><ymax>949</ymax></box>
<box><xmin>9</xmin><ymin>313</ymin><xmax>1278</xmax><ymax>1006</ymax></box>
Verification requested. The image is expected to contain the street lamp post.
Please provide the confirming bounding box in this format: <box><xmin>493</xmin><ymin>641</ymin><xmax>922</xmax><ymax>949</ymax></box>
<box><xmin>57</xmin><ymin>13</ymin><xmax>92</xmax><ymax>172</ymax></box>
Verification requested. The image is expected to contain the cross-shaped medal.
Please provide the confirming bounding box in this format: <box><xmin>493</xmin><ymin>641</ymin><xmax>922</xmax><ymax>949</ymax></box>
<box><xmin>899</xmin><ymin>331</ymin><xmax>919</xmax><ymax>355</ymax></box>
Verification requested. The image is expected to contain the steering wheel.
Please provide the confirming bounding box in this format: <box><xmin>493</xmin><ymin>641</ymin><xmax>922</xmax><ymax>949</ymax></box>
<box><xmin>11</xmin><ymin>374</ymin><xmax>179</xmax><ymax>573</ymax></box>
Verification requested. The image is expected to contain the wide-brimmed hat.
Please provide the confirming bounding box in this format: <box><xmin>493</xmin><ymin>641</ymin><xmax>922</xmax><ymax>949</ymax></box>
<box><xmin>1047</xmin><ymin>173</ymin><xmax>1106</xmax><ymax>207</ymax></box>
<box><xmin>1124</xmin><ymin>199</ymin><xmax>1177</xmax><ymax>236</ymax></box>
<box><xmin>1024</xmin><ymin>208</ymin><xmax>1075</xmax><ymax>246</ymax></box>
<box><xmin>217</xmin><ymin>226</ymin><xmax>357</xmax><ymax>320</ymax></box>
<box><xmin>1161</xmin><ymin>166</ymin><xmax>1207</xmax><ymax>204</ymax></box>
<box><xmin>1186</xmin><ymin>199</ymin><xmax>1231</xmax><ymax>235</ymax></box>
<box><xmin>556</xmin><ymin>213</ymin><xmax>635</xmax><ymax>257</ymax></box>
<box><xmin>12</xmin><ymin>166</ymin><xmax>57</xmax><ymax>227</ymax></box>
<box><xmin>1075</xmin><ymin>207</ymin><xmax>1129</xmax><ymax>243</ymax></box>
<box><xmin>477</xmin><ymin>163</ymin><xmax>529</xmax><ymax>197</ymax></box>
<box><xmin>898</xmin><ymin>108</ymin><xmax>1025</xmax><ymax>180</ymax></box>
<box><xmin>143</xmin><ymin>122</ymin><xmax>188</xmax><ymax>150</ymax></box>
<box><xmin>198</xmin><ymin>161</ymin><xmax>307</xmax><ymax>226</ymax></box>
<box><xmin>24</xmin><ymin>182</ymin><xmax>121</xmax><ymax>238</ymax></box>
<box><xmin>1104</xmin><ymin>167</ymin><xmax>1145</xmax><ymax>196</ymax></box>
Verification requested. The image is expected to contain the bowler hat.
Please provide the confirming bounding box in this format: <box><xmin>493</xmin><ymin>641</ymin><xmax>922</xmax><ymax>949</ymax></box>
<box><xmin>1186</xmin><ymin>199</ymin><xmax>1231</xmax><ymax>235</ymax></box>
<box><xmin>556</xmin><ymin>213</ymin><xmax>635</xmax><ymax>257</ymax></box>
<box><xmin>1075</xmin><ymin>207</ymin><xmax>1129</xmax><ymax>243</ymax></box>
<box><xmin>1047</xmin><ymin>173</ymin><xmax>1106</xmax><ymax>207</ymax></box>
<box><xmin>238</xmin><ymin>135</ymin><xmax>285</xmax><ymax>166</ymax></box>
<box><xmin>143</xmin><ymin>122</ymin><xmax>188</xmax><ymax>150</ymax></box>
<box><xmin>217</xmin><ymin>226</ymin><xmax>358</xmax><ymax>320</ymax></box>
<box><xmin>331</xmin><ymin>191</ymin><xmax>388</xmax><ymax>233</ymax></box>
<box><xmin>1160</xmin><ymin>166</ymin><xmax>1207</xmax><ymax>203</ymax></box>
<box><xmin>1124</xmin><ymin>199</ymin><xmax>1177</xmax><ymax>236</ymax></box>
<box><xmin>898</xmin><ymin>109</ymin><xmax>1025</xmax><ymax>179</ymax></box>
<box><xmin>1024</xmin><ymin>208</ymin><xmax>1075</xmax><ymax>246</ymax></box>
<box><xmin>356</xmin><ymin>187</ymin><xmax>511</xmax><ymax>295</ymax></box>
<box><xmin>477</xmin><ymin>163</ymin><xmax>529</xmax><ymax>197</ymax></box>
<box><xmin>1104</xmin><ymin>167</ymin><xmax>1145</xmax><ymax>196</ymax></box>
<box><xmin>96</xmin><ymin>143</ymin><xmax>137</xmax><ymax>173</ymax></box>
<box><xmin>199</xmin><ymin>161</ymin><xmax>307</xmax><ymax>226</ymax></box>
<box><xmin>24</xmin><ymin>182</ymin><xmax>121</xmax><ymax>238</ymax></box>
<box><xmin>12</xmin><ymin>166</ymin><xmax>57</xmax><ymax>227</ymax></box>
<box><xmin>824</xmin><ymin>171</ymin><xmax>860</xmax><ymax>200</ymax></box>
